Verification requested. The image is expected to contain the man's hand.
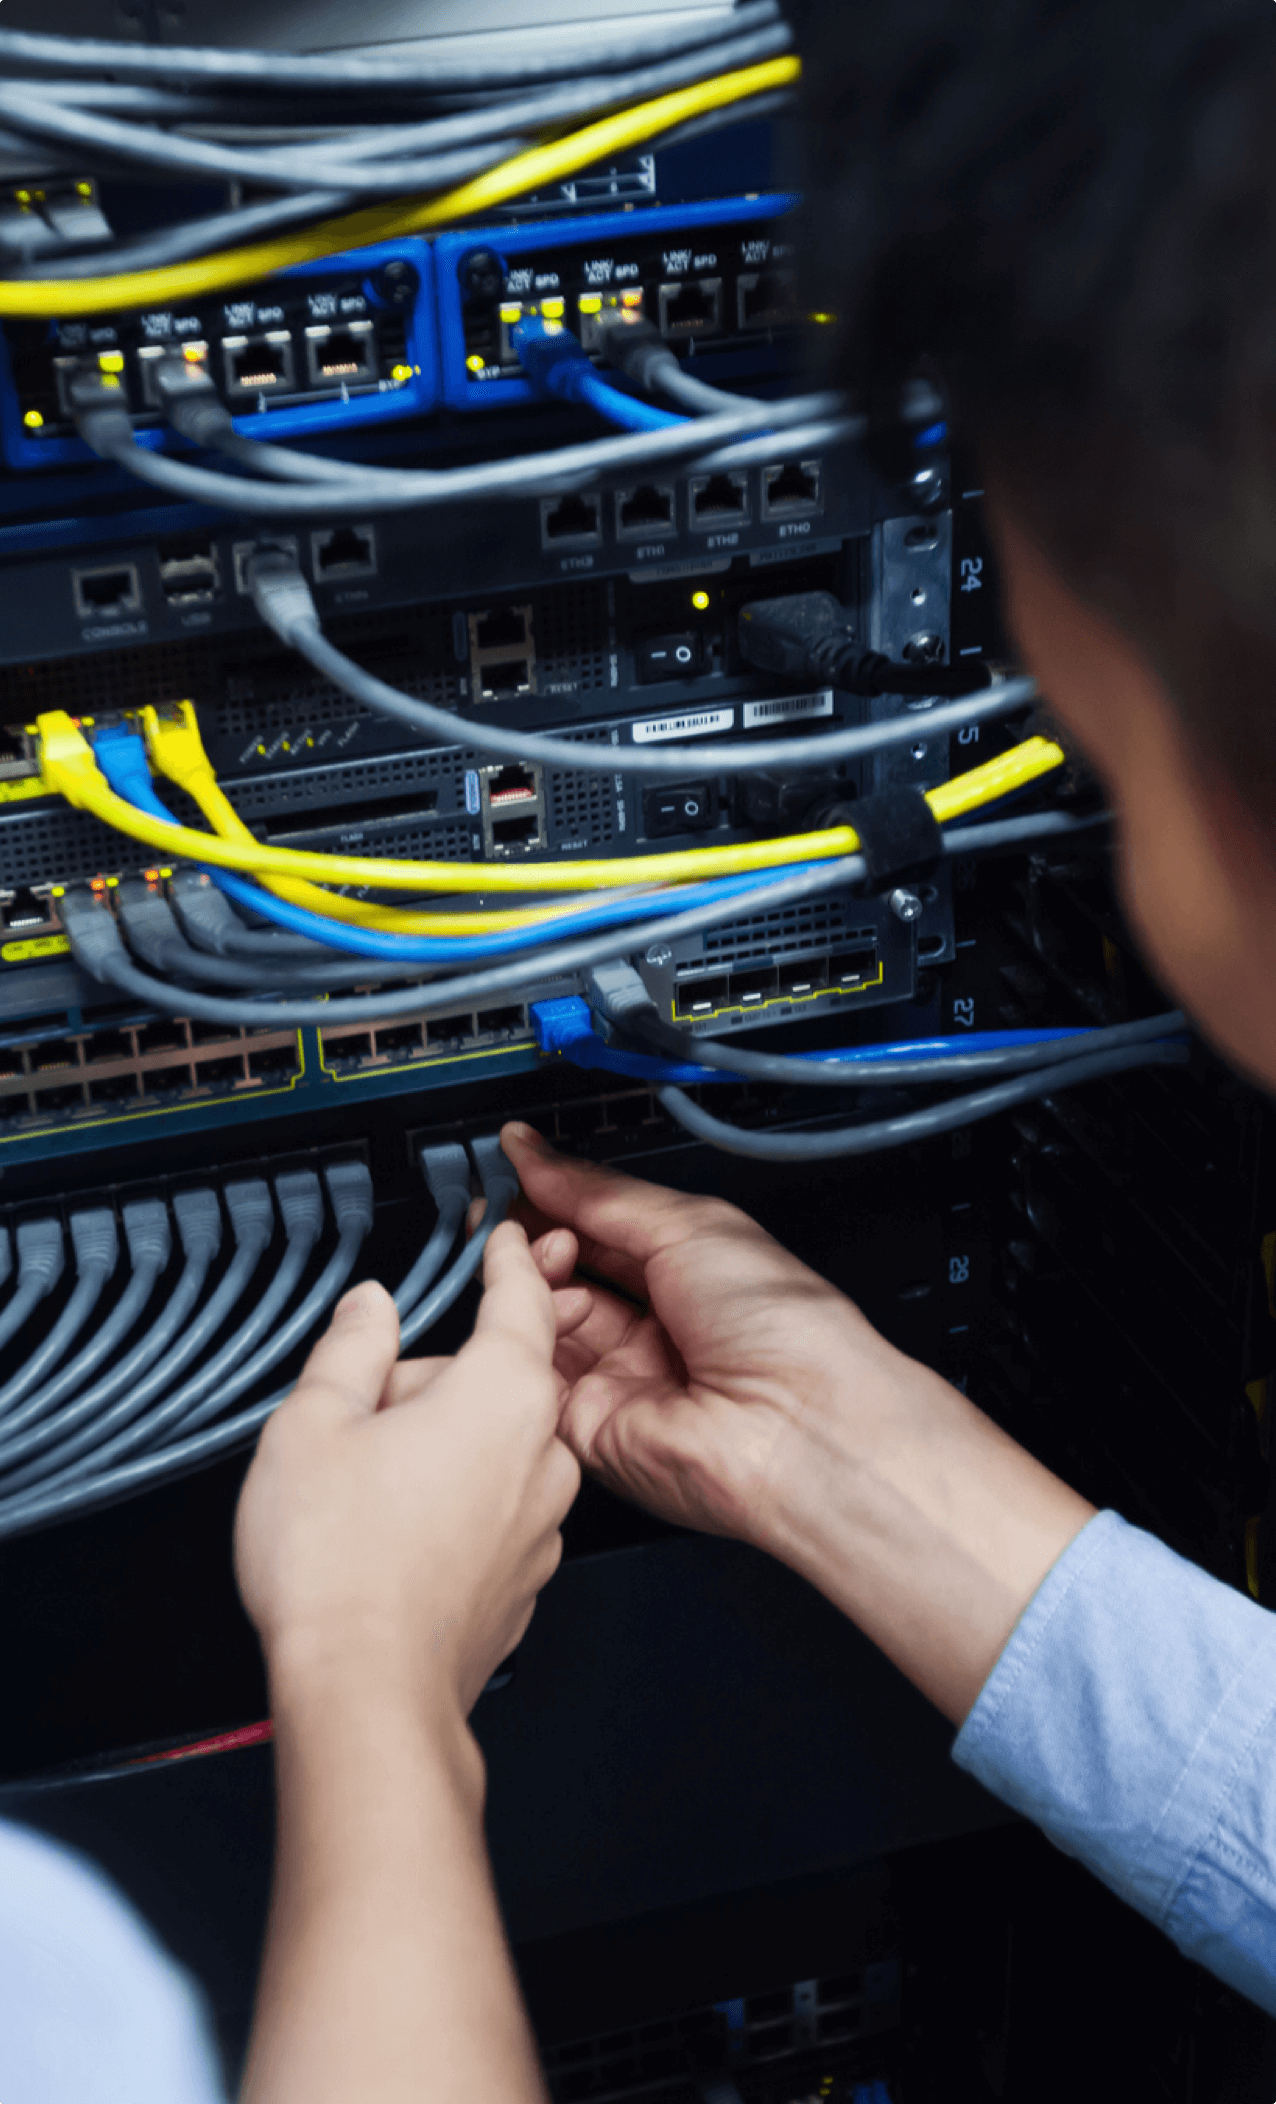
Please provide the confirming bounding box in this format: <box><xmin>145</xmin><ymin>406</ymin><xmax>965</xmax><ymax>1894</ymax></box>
<box><xmin>502</xmin><ymin>1121</ymin><xmax>1095</xmax><ymax>1726</ymax></box>
<box><xmin>501</xmin><ymin>1120</ymin><xmax>901</xmax><ymax>1559</ymax></box>
<box><xmin>235</xmin><ymin>1219</ymin><xmax>581</xmax><ymax>1730</ymax></box>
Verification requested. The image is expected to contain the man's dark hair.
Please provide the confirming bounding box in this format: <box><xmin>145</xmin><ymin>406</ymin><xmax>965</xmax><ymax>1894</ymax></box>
<box><xmin>794</xmin><ymin>0</ymin><xmax>1276</xmax><ymax>795</ymax></box>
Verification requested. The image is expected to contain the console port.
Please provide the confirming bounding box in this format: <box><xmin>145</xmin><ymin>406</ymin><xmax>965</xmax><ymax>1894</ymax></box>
<box><xmin>73</xmin><ymin>563</ymin><xmax>142</xmax><ymax>620</ymax></box>
<box><xmin>737</xmin><ymin>268</ymin><xmax>796</xmax><ymax>330</ymax></box>
<box><xmin>760</xmin><ymin>459</ymin><xmax>823</xmax><ymax>521</ymax></box>
<box><xmin>311</xmin><ymin>524</ymin><xmax>377</xmax><ymax>579</ymax></box>
<box><xmin>223</xmin><ymin>330</ymin><xmax>295</xmax><ymax>402</ymax></box>
<box><xmin>479</xmin><ymin>762</ymin><xmax>544</xmax><ymax>857</ymax></box>
<box><xmin>658</xmin><ymin>278</ymin><xmax>722</xmax><ymax>339</ymax></box>
<box><xmin>688</xmin><ymin>472</ymin><xmax>749</xmax><ymax>529</ymax></box>
<box><xmin>2</xmin><ymin>888</ymin><xmax>53</xmax><ymax>932</ymax></box>
<box><xmin>304</xmin><ymin>320</ymin><xmax>375</xmax><ymax>388</ymax></box>
<box><xmin>616</xmin><ymin>483</ymin><xmax>676</xmax><ymax>539</ymax></box>
<box><xmin>828</xmin><ymin>945</ymin><xmax>878</xmax><ymax>988</ymax></box>
<box><xmin>539</xmin><ymin>493</ymin><xmax>601</xmax><ymax>547</ymax></box>
<box><xmin>728</xmin><ymin>964</ymin><xmax>778</xmax><ymax>1007</ymax></box>
<box><xmin>157</xmin><ymin>533</ymin><xmax>220</xmax><ymax>605</ymax></box>
<box><xmin>674</xmin><ymin>974</ymin><xmax>729</xmax><ymax>1018</ymax></box>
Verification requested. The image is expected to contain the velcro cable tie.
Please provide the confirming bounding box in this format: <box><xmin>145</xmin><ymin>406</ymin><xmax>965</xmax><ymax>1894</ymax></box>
<box><xmin>847</xmin><ymin>785</ymin><xmax>944</xmax><ymax>889</ymax></box>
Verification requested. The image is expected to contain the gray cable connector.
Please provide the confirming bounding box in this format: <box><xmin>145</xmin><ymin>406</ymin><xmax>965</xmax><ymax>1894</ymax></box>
<box><xmin>421</xmin><ymin>1143</ymin><xmax>471</xmax><ymax>1212</ymax></box>
<box><xmin>121</xmin><ymin>1197</ymin><xmax>171</xmax><ymax>1274</ymax></box>
<box><xmin>585</xmin><ymin>960</ymin><xmax>658</xmax><ymax>1029</ymax></box>
<box><xmin>273</xmin><ymin>1168</ymin><xmax>325</xmax><ymax>1253</ymax></box>
<box><xmin>172</xmin><ymin>1186</ymin><xmax>223</xmax><ymax>1263</ymax></box>
<box><xmin>16</xmin><ymin>1217</ymin><xmax>66</xmax><ymax>1296</ymax></box>
<box><xmin>470</xmin><ymin>1132</ymin><xmax>520</xmax><ymax>1212</ymax></box>
<box><xmin>68</xmin><ymin>1206</ymin><xmax>120</xmax><ymax>1281</ymax></box>
<box><xmin>323</xmin><ymin>1158</ymin><xmax>375</xmax><ymax>1236</ymax></box>
<box><xmin>224</xmin><ymin>1177</ymin><xmax>275</xmax><ymax>1254</ymax></box>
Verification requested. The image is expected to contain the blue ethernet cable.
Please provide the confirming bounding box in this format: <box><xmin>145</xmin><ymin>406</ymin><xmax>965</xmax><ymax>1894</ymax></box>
<box><xmin>90</xmin><ymin>724</ymin><xmax>829</xmax><ymax>964</ymax></box>
<box><xmin>512</xmin><ymin>314</ymin><xmax>686</xmax><ymax>432</ymax></box>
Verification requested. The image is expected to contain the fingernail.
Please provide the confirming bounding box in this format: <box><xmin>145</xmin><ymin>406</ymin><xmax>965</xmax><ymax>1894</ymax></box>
<box><xmin>504</xmin><ymin>1121</ymin><xmax>547</xmax><ymax>1153</ymax></box>
<box><xmin>332</xmin><ymin>1282</ymin><xmax>373</xmax><ymax>1323</ymax></box>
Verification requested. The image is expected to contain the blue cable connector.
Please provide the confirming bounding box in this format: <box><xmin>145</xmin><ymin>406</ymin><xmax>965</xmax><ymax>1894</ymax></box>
<box><xmin>512</xmin><ymin>315</ymin><xmax>685</xmax><ymax>432</ymax></box>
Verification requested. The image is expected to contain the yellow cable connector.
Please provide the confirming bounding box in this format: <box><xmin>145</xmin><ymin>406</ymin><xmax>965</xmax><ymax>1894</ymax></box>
<box><xmin>0</xmin><ymin>60</ymin><xmax>800</xmax><ymax>319</ymax></box>
<box><xmin>39</xmin><ymin>710</ymin><xmax>1065</xmax><ymax>900</ymax></box>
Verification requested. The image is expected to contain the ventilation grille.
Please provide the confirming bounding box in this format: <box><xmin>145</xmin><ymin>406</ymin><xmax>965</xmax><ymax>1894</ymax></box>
<box><xmin>699</xmin><ymin>900</ymin><xmax>870</xmax><ymax>968</ymax></box>
<box><xmin>226</xmin><ymin>748</ymin><xmax>466</xmax><ymax>819</ymax></box>
<box><xmin>536</xmin><ymin>580</ymin><xmax>610</xmax><ymax>693</ymax></box>
<box><xmin>0</xmin><ymin>805</ymin><xmax>147</xmax><ymax>888</ymax></box>
<box><xmin>265</xmin><ymin>817</ymin><xmax>474</xmax><ymax>862</ymax></box>
<box><xmin>547</xmin><ymin>728</ymin><xmax>618</xmax><ymax>849</ymax></box>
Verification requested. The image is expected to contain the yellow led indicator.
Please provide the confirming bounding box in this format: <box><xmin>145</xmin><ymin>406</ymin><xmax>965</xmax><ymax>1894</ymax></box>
<box><xmin>183</xmin><ymin>342</ymin><xmax>206</xmax><ymax>363</ymax></box>
<box><xmin>76</xmin><ymin>181</ymin><xmax>93</xmax><ymax>198</ymax></box>
<box><xmin>691</xmin><ymin>590</ymin><xmax>711</xmax><ymax>611</ymax></box>
<box><xmin>621</xmin><ymin>289</ymin><xmax>643</xmax><ymax>309</ymax></box>
<box><xmin>391</xmin><ymin>362</ymin><xmax>414</xmax><ymax>383</ymax></box>
<box><xmin>539</xmin><ymin>296</ymin><xmax>565</xmax><ymax>320</ymax></box>
<box><xmin>809</xmin><ymin>312</ymin><xmax>837</xmax><ymax>325</ymax></box>
<box><xmin>578</xmin><ymin>295</ymin><xmax>603</xmax><ymax>315</ymax></box>
<box><xmin>465</xmin><ymin>353</ymin><xmax>487</xmax><ymax>373</ymax></box>
<box><xmin>14</xmin><ymin>190</ymin><xmax>30</xmax><ymax>205</ymax></box>
<box><xmin>22</xmin><ymin>409</ymin><xmax>43</xmax><ymax>429</ymax></box>
<box><xmin>499</xmin><ymin>302</ymin><xmax>523</xmax><ymax>324</ymax></box>
<box><xmin>98</xmin><ymin>350</ymin><xmax>125</xmax><ymax>373</ymax></box>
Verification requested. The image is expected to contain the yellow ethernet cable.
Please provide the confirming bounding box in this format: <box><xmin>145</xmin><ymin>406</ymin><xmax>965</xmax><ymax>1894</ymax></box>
<box><xmin>39</xmin><ymin>707</ymin><xmax>1066</xmax><ymax>897</ymax></box>
<box><xmin>142</xmin><ymin>704</ymin><xmax>631</xmax><ymax>938</ymax></box>
<box><xmin>0</xmin><ymin>59</ymin><xmax>800</xmax><ymax>319</ymax></box>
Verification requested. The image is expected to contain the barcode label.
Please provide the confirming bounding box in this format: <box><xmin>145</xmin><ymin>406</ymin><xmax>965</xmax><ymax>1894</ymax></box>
<box><xmin>741</xmin><ymin>689</ymin><xmax>834</xmax><ymax>728</ymax></box>
<box><xmin>631</xmin><ymin>706</ymin><xmax>735</xmax><ymax>744</ymax></box>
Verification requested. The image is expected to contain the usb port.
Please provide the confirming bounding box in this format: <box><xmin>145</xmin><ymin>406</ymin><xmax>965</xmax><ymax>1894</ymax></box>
<box><xmin>157</xmin><ymin>534</ymin><xmax>220</xmax><ymax>605</ymax></box>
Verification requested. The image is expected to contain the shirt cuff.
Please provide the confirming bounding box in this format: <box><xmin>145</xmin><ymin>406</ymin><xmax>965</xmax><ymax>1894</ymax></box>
<box><xmin>952</xmin><ymin>1507</ymin><xmax>1276</xmax><ymax>2015</ymax></box>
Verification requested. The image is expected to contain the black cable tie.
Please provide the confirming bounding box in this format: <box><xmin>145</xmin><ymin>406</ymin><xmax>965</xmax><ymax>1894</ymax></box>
<box><xmin>848</xmin><ymin>785</ymin><xmax>944</xmax><ymax>890</ymax></box>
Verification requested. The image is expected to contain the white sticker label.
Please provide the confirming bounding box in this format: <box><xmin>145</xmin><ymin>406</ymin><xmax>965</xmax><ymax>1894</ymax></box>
<box><xmin>631</xmin><ymin>706</ymin><xmax>735</xmax><ymax>745</ymax></box>
<box><xmin>741</xmin><ymin>689</ymin><xmax>835</xmax><ymax>729</ymax></box>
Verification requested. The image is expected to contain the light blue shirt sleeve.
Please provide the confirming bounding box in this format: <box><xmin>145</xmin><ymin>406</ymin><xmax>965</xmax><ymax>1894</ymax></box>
<box><xmin>0</xmin><ymin>1819</ymin><xmax>228</xmax><ymax>2103</ymax></box>
<box><xmin>952</xmin><ymin>1507</ymin><xmax>1276</xmax><ymax>2015</ymax></box>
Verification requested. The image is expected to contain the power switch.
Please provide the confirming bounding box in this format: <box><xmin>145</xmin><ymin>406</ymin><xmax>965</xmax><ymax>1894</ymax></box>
<box><xmin>635</xmin><ymin>631</ymin><xmax>706</xmax><ymax>684</ymax></box>
<box><xmin>643</xmin><ymin>783</ymin><xmax>715</xmax><ymax>837</ymax></box>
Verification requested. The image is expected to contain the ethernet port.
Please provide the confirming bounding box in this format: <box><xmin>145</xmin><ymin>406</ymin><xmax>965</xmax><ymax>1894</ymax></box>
<box><xmin>136</xmin><ymin>1021</ymin><xmax>188</xmax><ymax>1054</ymax></box>
<box><xmin>2</xmin><ymin>887</ymin><xmax>51</xmax><ymax>931</ymax></box>
<box><xmin>674</xmin><ymin>974</ymin><xmax>729</xmax><ymax>1018</ymax></box>
<box><xmin>491</xmin><ymin>809</ymin><xmax>539</xmax><ymax>848</ymax></box>
<box><xmin>304</xmin><ymin>320</ymin><xmax>375</xmax><ymax>388</ymax></box>
<box><xmin>729</xmin><ymin>965</ymin><xmax>777</xmax><ymax>1007</ymax></box>
<box><xmin>689</xmin><ymin>473</ymin><xmax>749</xmax><ymax>530</ymax></box>
<box><xmin>376</xmin><ymin>1024</ymin><xmax>426</xmax><ymax>1061</ymax></box>
<box><xmin>157</xmin><ymin>533</ymin><xmax>220</xmax><ymax>605</ymax></box>
<box><xmin>247</xmin><ymin>1044</ymin><xmax>299</xmax><ymax>1078</ymax></box>
<box><xmin>476</xmin><ymin>1005</ymin><xmax>526</xmax><ymax>1035</ymax></box>
<box><xmin>73</xmin><ymin>563</ymin><xmax>142</xmax><ymax>621</ymax></box>
<box><xmin>615</xmin><ymin>484</ymin><xmax>675</xmax><ymax>539</ymax></box>
<box><xmin>760</xmin><ymin>459</ymin><xmax>823</xmax><ymax>521</ymax></box>
<box><xmin>88</xmin><ymin>1073</ymin><xmax>142</xmax><ymax>1105</ymax></box>
<box><xmin>736</xmin><ymin>268</ymin><xmax>796</xmax><ymax>330</ymax></box>
<box><xmin>539</xmin><ymin>493</ymin><xmax>601</xmax><ymax>547</ymax></box>
<box><xmin>0</xmin><ymin>726</ymin><xmax>37</xmax><ymax>781</ymax></box>
<box><xmin>828</xmin><ymin>945</ymin><xmax>878</xmax><ymax>988</ymax></box>
<box><xmin>473</xmin><ymin>605</ymin><xmax>531</xmax><ymax>651</ymax></box>
<box><xmin>223</xmin><ymin>331</ymin><xmax>295</xmax><ymax>402</ymax></box>
<box><xmin>658</xmin><ymin>277</ymin><xmax>722</xmax><ymax>339</ymax></box>
<box><xmin>480</xmin><ymin>659</ymin><xmax>531</xmax><ymax>699</ymax></box>
<box><xmin>195</xmin><ymin>1056</ymin><xmax>247</xmax><ymax>1089</ymax></box>
<box><xmin>86</xmin><ymin>1028</ymin><xmax>136</xmax><ymax>1064</ymax></box>
<box><xmin>426</xmin><ymin>1015</ymin><xmax>472</xmax><ymax>1046</ymax></box>
<box><xmin>311</xmin><ymin>525</ymin><xmax>377</xmax><ymax>579</ymax></box>
<box><xmin>233</xmin><ymin>535</ymin><xmax>299</xmax><ymax>595</ymax></box>
<box><xmin>34</xmin><ymin>1083</ymin><xmax>84</xmax><ymax>1115</ymax></box>
<box><xmin>191</xmin><ymin>1020</ymin><xmax>235</xmax><ymax>1045</ymax></box>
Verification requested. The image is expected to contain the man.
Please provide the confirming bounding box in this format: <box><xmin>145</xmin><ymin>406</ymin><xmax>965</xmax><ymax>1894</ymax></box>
<box><xmin>230</xmin><ymin>2</ymin><xmax>1276</xmax><ymax>2090</ymax></box>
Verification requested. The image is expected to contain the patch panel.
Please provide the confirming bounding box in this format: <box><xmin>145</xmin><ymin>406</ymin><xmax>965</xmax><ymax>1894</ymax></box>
<box><xmin>434</xmin><ymin>194</ymin><xmax>799</xmax><ymax>411</ymax></box>
<box><xmin>0</xmin><ymin>236</ymin><xmax>437</xmax><ymax>471</ymax></box>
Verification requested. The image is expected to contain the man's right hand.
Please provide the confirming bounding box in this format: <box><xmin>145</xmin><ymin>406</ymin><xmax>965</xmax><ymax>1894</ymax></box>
<box><xmin>500</xmin><ymin>1119</ymin><xmax>1096</xmax><ymax>1726</ymax></box>
<box><xmin>500</xmin><ymin>1119</ymin><xmax>915</xmax><ymax>1557</ymax></box>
